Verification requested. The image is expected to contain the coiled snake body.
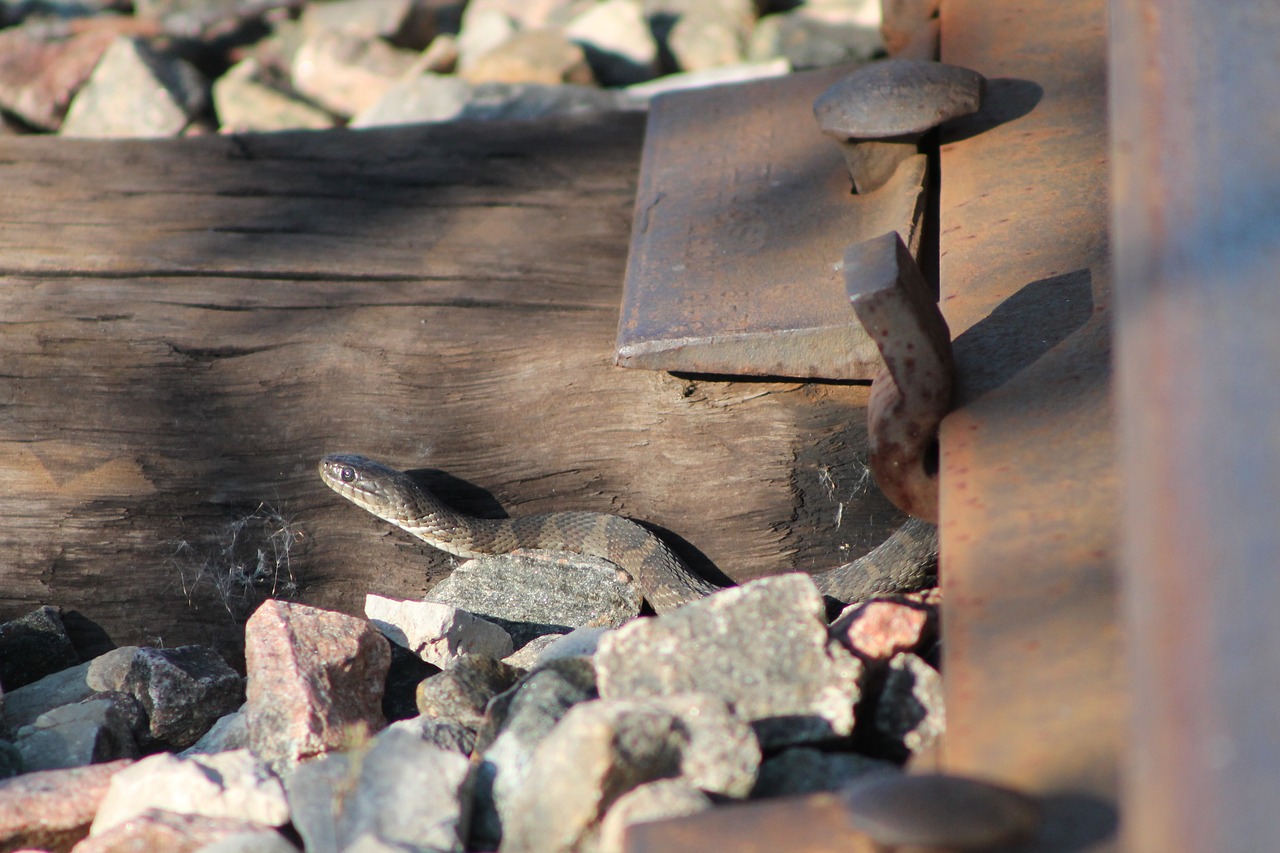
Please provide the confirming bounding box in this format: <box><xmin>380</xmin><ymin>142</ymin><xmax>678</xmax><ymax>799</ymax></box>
<box><xmin>320</xmin><ymin>453</ymin><xmax>937</xmax><ymax>613</ymax></box>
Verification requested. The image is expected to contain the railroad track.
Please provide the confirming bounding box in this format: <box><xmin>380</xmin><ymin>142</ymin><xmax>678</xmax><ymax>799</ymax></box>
<box><xmin>631</xmin><ymin>0</ymin><xmax>1280</xmax><ymax>850</ymax></box>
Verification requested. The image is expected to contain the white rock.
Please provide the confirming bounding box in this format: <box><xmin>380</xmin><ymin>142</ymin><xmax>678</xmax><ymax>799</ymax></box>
<box><xmin>623</xmin><ymin>59</ymin><xmax>790</xmax><ymax>102</ymax></box>
<box><xmin>565</xmin><ymin>0</ymin><xmax>660</xmax><ymax>85</ymax></box>
<box><xmin>365</xmin><ymin>594</ymin><xmax>513</xmax><ymax>666</ymax></box>
<box><xmin>291</xmin><ymin>29</ymin><xmax>419</xmax><ymax>117</ymax></box>
<box><xmin>192</xmin><ymin>828</ymin><xmax>299</xmax><ymax>853</ymax></box>
<box><xmin>90</xmin><ymin>749</ymin><xmax>289</xmax><ymax>835</ymax></box>
<box><xmin>61</xmin><ymin>37</ymin><xmax>206</xmax><ymax>138</ymax></box>
<box><xmin>534</xmin><ymin>626</ymin><xmax>614</xmax><ymax>665</ymax></box>
<box><xmin>350</xmin><ymin>72</ymin><xmax>472</xmax><ymax>127</ymax></box>
<box><xmin>213</xmin><ymin>58</ymin><xmax>335</xmax><ymax>133</ymax></box>
<box><xmin>455</xmin><ymin>7</ymin><xmax>517</xmax><ymax>72</ymax></box>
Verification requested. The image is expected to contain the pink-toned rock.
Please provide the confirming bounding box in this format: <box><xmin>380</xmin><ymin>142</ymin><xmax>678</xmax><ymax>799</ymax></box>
<box><xmin>0</xmin><ymin>759</ymin><xmax>133</xmax><ymax>853</ymax></box>
<box><xmin>71</xmin><ymin>809</ymin><xmax>279</xmax><ymax>853</ymax></box>
<box><xmin>460</xmin><ymin>29</ymin><xmax>594</xmax><ymax>86</ymax></box>
<box><xmin>0</xmin><ymin>19</ymin><xmax>153</xmax><ymax>131</ymax></box>
<box><xmin>244</xmin><ymin>600</ymin><xmax>391</xmax><ymax>774</ymax></box>
<box><xmin>830</xmin><ymin>597</ymin><xmax>936</xmax><ymax>662</ymax></box>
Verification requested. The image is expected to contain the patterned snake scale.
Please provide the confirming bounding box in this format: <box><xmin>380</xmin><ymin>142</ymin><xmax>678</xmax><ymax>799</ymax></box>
<box><xmin>320</xmin><ymin>453</ymin><xmax>937</xmax><ymax>614</ymax></box>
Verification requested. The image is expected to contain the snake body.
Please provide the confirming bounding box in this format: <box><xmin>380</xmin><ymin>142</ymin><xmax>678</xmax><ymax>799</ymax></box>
<box><xmin>320</xmin><ymin>453</ymin><xmax>937</xmax><ymax>613</ymax></box>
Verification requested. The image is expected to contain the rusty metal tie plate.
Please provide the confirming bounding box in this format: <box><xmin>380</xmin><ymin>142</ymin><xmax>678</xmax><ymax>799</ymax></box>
<box><xmin>615</xmin><ymin>65</ymin><xmax>894</xmax><ymax>380</ymax></box>
<box><xmin>937</xmin><ymin>0</ymin><xmax>1121</xmax><ymax>850</ymax></box>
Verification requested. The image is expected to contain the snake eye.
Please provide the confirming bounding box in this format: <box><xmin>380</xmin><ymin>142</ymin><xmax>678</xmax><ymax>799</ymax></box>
<box><xmin>339</xmin><ymin>466</ymin><xmax>356</xmax><ymax>483</ymax></box>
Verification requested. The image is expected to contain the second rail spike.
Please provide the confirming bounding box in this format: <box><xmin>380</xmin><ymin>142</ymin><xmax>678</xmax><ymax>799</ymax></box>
<box><xmin>845</xmin><ymin>231</ymin><xmax>954</xmax><ymax>523</ymax></box>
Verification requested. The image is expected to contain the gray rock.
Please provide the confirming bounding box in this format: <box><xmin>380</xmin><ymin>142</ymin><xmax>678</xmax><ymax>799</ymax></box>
<box><xmin>460</xmin><ymin>82</ymin><xmax>636</xmax><ymax>120</ymax></box>
<box><xmin>598</xmin><ymin>779</ymin><xmax>712</xmax><ymax>853</ymax></box>
<box><xmin>647</xmin><ymin>693</ymin><xmax>759</xmax><ymax>797</ymax></box>
<box><xmin>60</xmin><ymin>36</ymin><xmax>208</xmax><ymax>138</ymax></box>
<box><xmin>501</xmin><ymin>699</ymin><xmax>687</xmax><ymax>853</ymax></box>
<box><xmin>874</xmin><ymin>652</ymin><xmax>944</xmax><ymax>758</ymax></box>
<box><xmin>350</xmin><ymin>71</ymin><xmax>471</xmax><ymax>128</ymax></box>
<box><xmin>415</xmin><ymin>654</ymin><xmax>525</xmax><ymax>732</ymax></box>
<box><xmin>123</xmin><ymin>645</ymin><xmax>244</xmax><ymax>751</ymax></box>
<box><xmin>469</xmin><ymin>657</ymin><xmax>597</xmax><ymax>848</ymax></box>
<box><xmin>286</xmin><ymin>725</ymin><xmax>470</xmax><ymax>853</ymax></box>
<box><xmin>90</xmin><ymin>749</ymin><xmax>289</xmax><ymax>834</ymax></box>
<box><xmin>365</xmin><ymin>594</ymin><xmax>513</xmax><ymax>667</ymax></box>
<box><xmin>245</xmin><ymin>601</ymin><xmax>391</xmax><ymax>775</ymax></box>
<box><xmin>212</xmin><ymin>58</ymin><xmax>336</xmax><ymax>133</ymax></box>
<box><xmin>0</xmin><ymin>605</ymin><xmax>78</xmax><ymax>691</ymax></box>
<box><xmin>3</xmin><ymin>660</ymin><xmax>98</xmax><ymax>734</ymax></box>
<box><xmin>597</xmin><ymin>575</ymin><xmax>863</xmax><ymax>748</ymax></box>
<box><xmin>565</xmin><ymin>0</ymin><xmax>660</xmax><ymax>85</ymax></box>
<box><xmin>181</xmin><ymin>706</ymin><xmax>250</xmax><ymax>756</ymax></box>
<box><xmin>2</xmin><ymin>646</ymin><xmax>138</xmax><ymax>735</ymax></box>
<box><xmin>747</xmin><ymin>6</ymin><xmax>883</xmax><ymax>70</ymax></box>
<box><xmin>0</xmin><ymin>740</ymin><xmax>20</xmax><ymax>779</ymax></box>
<box><xmin>14</xmin><ymin>694</ymin><xmax>141</xmax><ymax>771</ymax></box>
<box><xmin>387</xmin><ymin>714</ymin><xmax>476</xmax><ymax>756</ymax></box>
<box><xmin>752</xmin><ymin>746</ymin><xmax>898</xmax><ymax>798</ymax></box>
<box><xmin>290</xmin><ymin>28</ymin><xmax>419</xmax><ymax>117</ymax></box>
<box><xmin>425</xmin><ymin>551</ymin><xmax>643</xmax><ymax>648</ymax></box>
<box><xmin>460</xmin><ymin>28</ymin><xmax>593</xmax><ymax>86</ymax></box>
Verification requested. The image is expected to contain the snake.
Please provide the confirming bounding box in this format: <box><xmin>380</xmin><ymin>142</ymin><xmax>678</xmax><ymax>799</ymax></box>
<box><xmin>319</xmin><ymin>453</ymin><xmax>938</xmax><ymax>614</ymax></box>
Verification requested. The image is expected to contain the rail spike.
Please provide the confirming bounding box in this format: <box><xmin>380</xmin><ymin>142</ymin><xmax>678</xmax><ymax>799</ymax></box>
<box><xmin>844</xmin><ymin>231</ymin><xmax>954</xmax><ymax>523</ymax></box>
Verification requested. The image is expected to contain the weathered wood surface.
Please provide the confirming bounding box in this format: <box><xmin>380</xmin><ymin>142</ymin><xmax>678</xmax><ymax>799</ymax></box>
<box><xmin>0</xmin><ymin>114</ymin><xmax>897</xmax><ymax>663</ymax></box>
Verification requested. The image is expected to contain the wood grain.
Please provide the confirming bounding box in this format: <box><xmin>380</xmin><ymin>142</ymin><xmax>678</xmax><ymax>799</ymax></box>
<box><xmin>0</xmin><ymin>115</ymin><xmax>897</xmax><ymax>663</ymax></box>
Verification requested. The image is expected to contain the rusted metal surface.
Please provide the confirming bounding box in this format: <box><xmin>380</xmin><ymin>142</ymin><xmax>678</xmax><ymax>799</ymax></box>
<box><xmin>616</xmin><ymin>65</ymin><xmax>897</xmax><ymax>380</ymax></box>
<box><xmin>627</xmin><ymin>775</ymin><xmax>1039</xmax><ymax>853</ymax></box>
<box><xmin>845</xmin><ymin>231</ymin><xmax>952</xmax><ymax>522</ymax></box>
<box><xmin>1110</xmin><ymin>3</ymin><xmax>1280</xmax><ymax>851</ymax></box>
<box><xmin>937</xmin><ymin>0</ymin><xmax>1120</xmax><ymax>850</ymax></box>
<box><xmin>625</xmin><ymin>792</ymin><xmax>878</xmax><ymax>853</ymax></box>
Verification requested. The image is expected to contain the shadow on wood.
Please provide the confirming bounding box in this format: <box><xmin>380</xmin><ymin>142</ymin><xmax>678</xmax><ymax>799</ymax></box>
<box><xmin>0</xmin><ymin>114</ymin><xmax>901</xmax><ymax>665</ymax></box>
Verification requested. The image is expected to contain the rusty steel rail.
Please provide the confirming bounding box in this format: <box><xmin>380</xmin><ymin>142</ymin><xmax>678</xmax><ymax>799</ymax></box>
<box><xmin>936</xmin><ymin>0</ymin><xmax>1120</xmax><ymax>849</ymax></box>
<box><xmin>1110</xmin><ymin>2</ymin><xmax>1280</xmax><ymax>851</ymax></box>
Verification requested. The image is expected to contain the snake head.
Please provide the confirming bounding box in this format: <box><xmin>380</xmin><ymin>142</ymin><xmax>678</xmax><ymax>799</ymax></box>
<box><xmin>318</xmin><ymin>453</ymin><xmax>414</xmax><ymax>514</ymax></box>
